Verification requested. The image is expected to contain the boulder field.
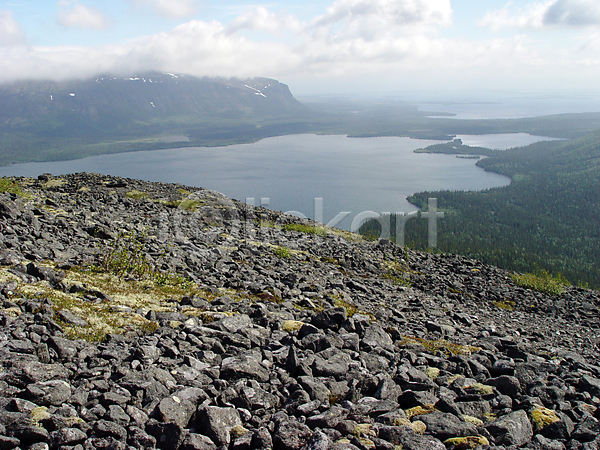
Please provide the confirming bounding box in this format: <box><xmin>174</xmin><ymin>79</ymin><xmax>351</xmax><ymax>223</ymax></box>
<box><xmin>1</xmin><ymin>173</ymin><xmax>599</xmax><ymax>450</ymax></box>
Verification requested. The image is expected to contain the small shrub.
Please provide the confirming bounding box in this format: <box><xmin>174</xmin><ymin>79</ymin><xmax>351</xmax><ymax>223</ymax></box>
<box><xmin>100</xmin><ymin>230</ymin><xmax>153</xmax><ymax>279</ymax></box>
<box><xmin>273</xmin><ymin>246</ymin><xmax>292</xmax><ymax>258</ymax></box>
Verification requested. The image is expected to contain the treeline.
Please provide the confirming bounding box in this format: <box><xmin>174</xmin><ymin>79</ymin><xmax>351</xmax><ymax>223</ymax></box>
<box><xmin>361</xmin><ymin>129</ymin><xmax>600</xmax><ymax>288</ymax></box>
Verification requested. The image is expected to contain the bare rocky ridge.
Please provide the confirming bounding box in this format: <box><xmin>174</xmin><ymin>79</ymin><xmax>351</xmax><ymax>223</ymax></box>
<box><xmin>1</xmin><ymin>172</ymin><xmax>600</xmax><ymax>450</ymax></box>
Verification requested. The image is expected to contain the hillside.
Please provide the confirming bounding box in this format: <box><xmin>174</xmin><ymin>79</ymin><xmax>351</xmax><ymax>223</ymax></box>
<box><xmin>0</xmin><ymin>73</ymin><xmax>313</xmax><ymax>165</ymax></box>
<box><xmin>1</xmin><ymin>173</ymin><xmax>600</xmax><ymax>449</ymax></box>
<box><xmin>3</xmin><ymin>75</ymin><xmax>600</xmax><ymax>167</ymax></box>
<box><xmin>401</xmin><ymin>127</ymin><xmax>600</xmax><ymax>288</ymax></box>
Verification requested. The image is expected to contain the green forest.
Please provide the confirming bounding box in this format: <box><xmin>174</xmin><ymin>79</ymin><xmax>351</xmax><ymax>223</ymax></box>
<box><xmin>361</xmin><ymin>129</ymin><xmax>600</xmax><ymax>289</ymax></box>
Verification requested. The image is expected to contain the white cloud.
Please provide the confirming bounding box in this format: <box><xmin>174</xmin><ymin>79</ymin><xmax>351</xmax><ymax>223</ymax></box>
<box><xmin>480</xmin><ymin>0</ymin><xmax>600</xmax><ymax>31</ymax></box>
<box><xmin>0</xmin><ymin>10</ymin><xmax>25</xmax><ymax>46</ymax></box>
<box><xmin>310</xmin><ymin>0</ymin><xmax>452</xmax><ymax>40</ymax></box>
<box><xmin>57</xmin><ymin>2</ymin><xmax>111</xmax><ymax>30</ymax></box>
<box><xmin>0</xmin><ymin>0</ymin><xmax>599</xmax><ymax>94</ymax></box>
<box><xmin>129</xmin><ymin>0</ymin><xmax>199</xmax><ymax>19</ymax></box>
<box><xmin>226</xmin><ymin>6</ymin><xmax>304</xmax><ymax>36</ymax></box>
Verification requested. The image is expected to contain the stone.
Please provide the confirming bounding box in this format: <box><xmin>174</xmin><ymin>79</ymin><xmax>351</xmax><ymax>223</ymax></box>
<box><xmin>417</xmin><ymin>411</ymin><xmax>478</xmax><ymax>441</ymax></box>
<box><xmin>221</xmin><ymin>353</ymin><xmax>270</xmax><ymax>382</ymax></box>
<box><xmin>26</xmin><ymin>380</ymin><xmax>72</xmax><ymax>406</ymax></box>
<box><xmin>273</xmin><ymin>420</ymin><xmax>312</xmax><ymax>450</ymax></box>
<box><xmin>195</xmin><ymin>406</ymin><xmax>242</xmax><ymax>446</ymax></box>
<box><xmin>484</xmin><ymin>410</ymin><xmax>533</xmax><ymax>446</ymax></box>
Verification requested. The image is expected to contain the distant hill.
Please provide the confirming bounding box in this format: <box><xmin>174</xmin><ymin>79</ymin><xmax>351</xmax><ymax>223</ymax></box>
<box><xmin>3</xmin><ymin>75</ymin><xmax>600</xmax><ymax>167</ymax></box>
<box><xmin>0</xmin><ymin>73</ymin><xmax>312</xmax><ymax>165</ymax></box>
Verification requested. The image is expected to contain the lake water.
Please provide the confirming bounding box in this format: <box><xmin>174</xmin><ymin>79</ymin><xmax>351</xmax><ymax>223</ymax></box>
<box><xmin>456</xmin><ymin>133</ymin><xmax>564</xmax><ymax>150</ymax></box>
<box><xmin>0</xmin><ymin>133</ymin><xmax>527</xmax><ymax>229</ymax></box>
<box><xmin>416</xmin><ymin>92</ymin><xmax>600</xmax><ymax>119</ymax></box>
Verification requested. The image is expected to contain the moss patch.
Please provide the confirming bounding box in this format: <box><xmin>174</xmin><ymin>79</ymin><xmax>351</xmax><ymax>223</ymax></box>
<box><xmin>126</xmin><ymin>190</ymin><xmax>149</xmax><ymax>200</ymax></box>
<box><xmin>511</xmin><ymin>270</ymin><xmax>568</xmax><ymax>295</ymax></box>
<box><xmin>493</xmin><ymin>300</ymin><xmax>516</xmax><ymax>310</ymax></box>
<box><xmin>273</xmin><ymin>246</ymin><xmax>292</xmax><ymax>258</ymax></box>
<box><xmin>8</xmin><ymin>262</ymin><xmax>208</xmax><ymax>342</ymax></box>
<box><xmin>405</xmin><ymin>404</ymin><xmax>436</xmax><ymax>419</ymax></box>
<box><xmin>530</xmin><ymin>406</ymin><xmax>560</xmax><ymax>430</ymax></box>
<box><xmin>0</xmin><ymin>177</ymin><xmax>25</xmax><ymax>196</ymax></box>
<box><xmin>444</xmin><ymin>436</ymin><xmax>490</xmax><ymax>449</ymax></box>
<box><xmin>284</xmin><ymin>223</ymin><xmax>326</xmax><ymax>236</ymax></box>
<box><xmin>399</xmin><ymin>336</ymin><xmax>481</xmax><ymax>357</ymax></box>
<box><xmin>425</xmin><ymin>367</ymin><xmax>440</xmax><ymax>380</ymax></box>
<box><xmin>282</xmin><ymin>320</ymin><xmax>305</xmax><ymax>332</ymax></box>
<box><xmin>463</xmin><ymin>383</ymin><xmax>494</xmax><ymax>396</ymax></box>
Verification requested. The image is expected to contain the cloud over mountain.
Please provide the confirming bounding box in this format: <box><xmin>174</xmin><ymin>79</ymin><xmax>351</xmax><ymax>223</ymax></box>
<box><xmin>0</xmin><ymin>0</ymin><xmax>599</xmax><ymax>93</ymax></box>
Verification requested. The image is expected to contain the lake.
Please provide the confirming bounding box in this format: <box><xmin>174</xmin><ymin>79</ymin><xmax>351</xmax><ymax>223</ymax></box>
<box><xmin>0</xmin><ymin>133</ymin><xmax>529</xmax><ymax>229</ymax></box>
<box><xmin>455</xmin><ymin>133</ymin><xmax>563</xmax><ymax>150</ymax></box>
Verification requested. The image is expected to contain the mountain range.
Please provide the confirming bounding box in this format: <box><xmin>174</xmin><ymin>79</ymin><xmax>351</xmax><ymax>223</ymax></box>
<box><xmin>0</xmin><ymin>72</ymin><xmax>312</xmax><ymax>165</ymax></box>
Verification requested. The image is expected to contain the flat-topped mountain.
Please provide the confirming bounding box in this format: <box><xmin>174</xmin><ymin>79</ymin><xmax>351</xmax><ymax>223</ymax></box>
<box><xmin>1</xmin><ymin>173</ymin><xmax>599</xmax><ymax>449</ymax></box>
<box><xmin>1</xmin><ymin>73</ymin><xmax>306</xmax><ymax>130</ymax></box>
<box><xmin>0</xmin><ymin>73</ymin><xmax>311</xmax><ymax>165</ymax></box>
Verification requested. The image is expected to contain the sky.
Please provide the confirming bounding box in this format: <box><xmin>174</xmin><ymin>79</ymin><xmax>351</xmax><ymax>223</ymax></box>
<box><xmin>1</xmin><ymin>0</ymin><xmax>600</xmax><ymax>97</ymax></box>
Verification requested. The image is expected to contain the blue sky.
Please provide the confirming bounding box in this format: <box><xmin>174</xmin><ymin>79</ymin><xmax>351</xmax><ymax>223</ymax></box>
<box><xmin>1</xmin><ymin>0</ymin><xmax>600</xmax><ymax>96</ymax></box>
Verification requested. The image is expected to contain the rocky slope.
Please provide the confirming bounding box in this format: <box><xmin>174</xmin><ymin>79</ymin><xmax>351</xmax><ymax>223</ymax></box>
<box><xmin>1</xmin><ymin>173</ymin><xmax>600</xmax><ymax>450</ymax></box>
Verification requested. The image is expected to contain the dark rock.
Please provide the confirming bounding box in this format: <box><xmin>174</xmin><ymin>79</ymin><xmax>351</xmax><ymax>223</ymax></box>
<box><xmin>301</xmin><ymin>430</ymin><xmax>331</xmax><ymax>450</ymax></box>
<box><xmin>417</xmin><ymin>411</ymin><xmax>478</xmax><ymax>440</ymax></box>
<box><xmin>273</xmin><ymin>420</ymin><xmax>312</xmax><ymax>450</ymax></box>
<box><xmin>26</xmin><ymin>380</ymin><xmax>72</xmax><ymax>406</ymax></box>
<box><xmin>194</xmin><ymin>406</ymin><xmax>242</xmax><ymax>447</ymax></box>
<box><xmin>49</xmin><ymin>427</ymin><xmax>87</xmax><ymax>447</ymax></box>
<box><xmin>180</xmin><ymin>433</ymin><xmax>217</xmax><ymax>450</ymax></box>
<box><xmin>484</xmin><ymin>410</ymin><xmax>533</xmax><ymax>446</ymax></box>
<box><xmin>221</xmin><ymin>352</ymin><xmax>270</xmax><ymax>382</ymax></box>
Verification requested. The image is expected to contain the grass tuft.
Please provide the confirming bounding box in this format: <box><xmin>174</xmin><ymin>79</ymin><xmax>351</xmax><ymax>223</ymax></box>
<box><xmin>0</xmin><ymin>177</ymin><xmax>24</xmax><ymax>196</ymax></box>
<box><xmin>273</xmin><ymin>246</ymin><xmax>292</xmax><ymax>258</ymax></box>
<box><xmin>284</xmin><ymin>223</ymin><xmax>326</xmax><ymax>236</ymax></box>
<box><xmin>511</xmin><ymin>270</ymin><xmax>569</xmax><ymax>295</ymax></box>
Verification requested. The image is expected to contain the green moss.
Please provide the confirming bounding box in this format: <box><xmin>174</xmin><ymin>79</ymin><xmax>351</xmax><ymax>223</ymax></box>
<box><xmin>331</xmin><ymin>294</ymin><xmax>375</xmax><ymax>320</ymax></box>
<box><xmin>30</xmin><ymin>406</ymin><xmax>51</xmax><ymax>426</ymax></box>
<box><xmin>493</xmin><ymin>300</ymin><xmax>516</xmax><ymax>310</ymax></box>
<box><xmin>530</xmin><ymin>406</ymin><xmax>560</xmax><ymax>430</ymax></box>
<box><xmin>284</xmin><ymin>223</ymin><xmax>326</xmax><ymax>236</ymax></box>
<box><xmin>126</xmin><ymin>190</ymin><xmax>149</xmax><ymax>200</ymax></box>
<box><xmin>463</xmin><ymin>383</ymin><xmax>494</xmax><ymax>396</ymax></box>
<box><xmin>177</xmin><ymin>199</ymin><xmax>200</xmax><ymax>212</ymax></box>
<box><xmin>405</xmin><ymin>404</ymin><xmax>436</xmax><ymax>419</ymax></box>
<box><xmin>273</xmin><ymin>246</ymin><xmax>292</xmax><ymax>258</ymax></box>
<box><xmin>443</xmin><ymin>436</ymin><xmax>490</xmax><ymax>449</ymax></box>
<box><xmin>0</xmin><ymin>177</ymin><xmax>24</xmax><ymax>196</ymax></box>
<box><xmin>511</xmin><ymin>270</ymin><xmax>568</xmax><ymax>295</ymax></box>
<box><xmin>381</xmin><ymin>259</ymin><xmax>413</xmax><ymax>287</ymax></box>
<box><xmin>399</xmin><ymin>335</ymin><xmax>481</xmax><ymax>357</ymax></box>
